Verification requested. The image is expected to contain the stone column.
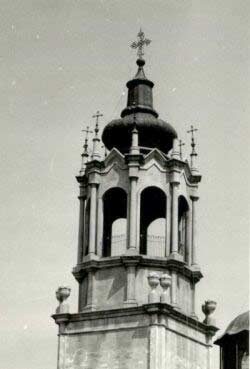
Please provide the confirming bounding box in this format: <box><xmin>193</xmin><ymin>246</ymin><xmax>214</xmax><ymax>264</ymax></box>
<box><xmin>96</xmin><ymin>196</ymin><xmax>103</xmax><ymax>257</ymax></box>
<box><xmin>128</xmin><ymin>175</ymin><xmax>137</xmax><ymax>252</ymax></box>
<box><xmin>186</xmin><ymin>207</ymin><xmax>192</xmax><ymax>265</ymax></box>
<box><xmin>165</xmin><ymin>192</ymin><xmax>171</xmax><ymax>257</ymax></box>
<box><xmin>84</xmin><ymin>269</ymin><xmax>96</xmax><ymax>311</ymax></box>
<box><xmin>191</xmin><ymin>196</ymin><xmax>199</xmax><ymax>266</ymax></box>
<box><xmin>77</xmin><ymin>194</ymin><xmax>86</xmax><ymax>264</ymax></box>
<box><xmin>88</xmin><ymin>183</ymin><xmax>98</xmax><ymax>254</ymax></box>
<box><xmin>122</xmin><ymin>256</ymin><xmax>140</xmax><ymax>305</ymax></box>
<box><xmin>171</xmin><ymin>182</ymin><xmax>179</xmax><ymax>255</ymax></box>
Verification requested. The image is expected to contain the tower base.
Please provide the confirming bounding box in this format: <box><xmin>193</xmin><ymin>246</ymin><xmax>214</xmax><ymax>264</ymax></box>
<box><xmin>52</xmin><ymin>303</ymin><xmax>218</xmax><ymax>369</ymax></box>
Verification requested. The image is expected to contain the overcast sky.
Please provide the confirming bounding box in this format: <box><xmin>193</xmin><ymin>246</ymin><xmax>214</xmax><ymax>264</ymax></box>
<box><xmin>0</xmin><ymin>1</ymin><xmax>249</xmax><ymax>368</ymax></box>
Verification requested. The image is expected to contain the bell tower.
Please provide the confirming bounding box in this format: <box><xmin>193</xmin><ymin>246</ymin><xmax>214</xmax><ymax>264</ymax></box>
<box><xmin>52</xmin><ymin>30</ymin><xmax>218</xmax><ymax>369</ymax></box>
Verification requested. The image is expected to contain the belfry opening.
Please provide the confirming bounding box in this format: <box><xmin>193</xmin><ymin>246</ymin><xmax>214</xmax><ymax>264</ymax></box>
<box><xmin>139</xmin><ymin>186</ymin><xmax>166</xmax><ymax>257</ymax></box>
<box><xmin>102</xmin><ymin>187</ymin><xmax>127</xmax><ymax>257</ymax></box>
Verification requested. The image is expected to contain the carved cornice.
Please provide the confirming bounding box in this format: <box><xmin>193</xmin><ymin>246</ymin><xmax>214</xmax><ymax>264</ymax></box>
<box><xmin>72</xmin><ymin>255</ymin><xmax>203</xmax><ymax>283</ymax></box>
<box><xmin>52</xmin><ymin>304</ymin><xmax>218</xmax><ymax>337</ymax></box>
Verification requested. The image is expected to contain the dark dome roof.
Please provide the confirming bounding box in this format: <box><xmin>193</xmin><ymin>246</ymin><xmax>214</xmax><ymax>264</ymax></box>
<box><xmin>102</xmin><ymin>59</ymin><xmax>177</xmax><ymax>154</ymax></box>
<box><xmin>215</xmin><ymin>311</ymin><xmax>249</xmax><ymax>345</ymax></box>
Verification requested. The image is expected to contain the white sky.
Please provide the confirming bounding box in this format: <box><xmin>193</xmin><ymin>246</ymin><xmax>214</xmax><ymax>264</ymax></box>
<box><xmin>0</xmin><ymin>1</ymin><xmax>249</xmax><ymax>368</ymax></box>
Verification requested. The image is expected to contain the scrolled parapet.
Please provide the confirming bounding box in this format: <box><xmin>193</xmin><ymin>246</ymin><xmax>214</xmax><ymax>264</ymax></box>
<box><xmin>202</xmin><ymin>300</ymin><xmax>217</xmax><ymax>326</ymax></box>
<box><xmin>147</xmin><ymin>272</ymin><xmax>160</xmax><ymax>303</ymax></box>
<box><xmin>55</xmin><ymin>286</ymin><xmax>71</xmax><ymax>314</ymax></box>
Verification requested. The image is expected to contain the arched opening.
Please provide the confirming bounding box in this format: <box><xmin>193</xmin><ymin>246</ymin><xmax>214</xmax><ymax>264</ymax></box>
<box><xmin>103</xmin><ymin>188</ymin><xmax>127</xmax><ymax>257</ymax></box>
<box><xmin>140</xmin><ymin>186</ymin><xmax>166</xmax><ymax>256</ymax></box>
<box><xmin>178</xmin><ymin>195</ymin><xmax>189</xmax><ymax>260</ymax></box>
<box><xmin>111</xmin><ymin>218</ymin><xmax>127</xmax><ymax>256</ymax></box>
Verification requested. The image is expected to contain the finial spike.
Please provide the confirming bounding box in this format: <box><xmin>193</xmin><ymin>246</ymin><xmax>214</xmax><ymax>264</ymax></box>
<box><xmin>91</xmin><ymin>110</ymin><xmax>103</xmax><ymax>160</ymax></box>
<box><xmin>80</xmin><ymin>126</ymin><xmax>93</xmax><ymax>175</ymax></box>
<box><xmin>131</xmin><ymin>29</ymin><xmax>151</xmax><ymax>60</ymax></box>
<box><xmin>187</xmin><ymin>125</ymin><xmax>198</xmax><ymax>171</ymax></box>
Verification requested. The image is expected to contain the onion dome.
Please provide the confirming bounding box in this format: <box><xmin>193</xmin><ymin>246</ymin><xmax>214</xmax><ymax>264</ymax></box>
<box><xmin>102</xmin><ymin>58</ymin><xmax>177</xmax><ymax>154</ymax></box>
<box><xmin>214</xmin><ymin>311</ymin><xmax>249</xmax><ymax>345</ymax></box>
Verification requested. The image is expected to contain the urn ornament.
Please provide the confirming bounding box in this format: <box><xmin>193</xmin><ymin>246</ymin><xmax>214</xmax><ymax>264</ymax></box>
<box><xmin>56</xmin><ymin>286</ymin><xmax>71</xmax><ymax>314</ymax></box>
<box><xmin>160</xmin><ymin>273</ymin><xmax>171</xmax><ymax>304</ymax></box>
<box><xmin>147</xmin><ymin>272</ymin><xmax>160</xmax><ymax>303</ymax></box>
<box><xmin>202</xmin><ymin>300</ymin><xmax>217</xmax><ymax>326</ymax></box>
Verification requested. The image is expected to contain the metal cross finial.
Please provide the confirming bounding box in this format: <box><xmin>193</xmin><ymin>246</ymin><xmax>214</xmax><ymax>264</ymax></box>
<box><xmin>187</xmin><ymin>125</ymin><xmax>198</xmax><ymax>158</ymax></box>
<box><xmin>82</xmin><ymin>126</ymin><xmax>93</xmax><ymax>141</ymax></box>
<box><xmin>92</xmin><ymin>110</ymin><xmax>103</xmax><ymax>134</ymax></box>
<box><xmin>178</xmin><ymin>139</ymin><xmax>185</xmax><ymax>159</ymax></box>
<box><xmin>131</xmin><ymin>29</ymin><xmax>151</xmax><ymax>59</ymax></box>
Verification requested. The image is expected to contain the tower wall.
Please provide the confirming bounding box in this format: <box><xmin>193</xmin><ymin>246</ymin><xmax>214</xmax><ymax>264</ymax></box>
<box><xmin>55</xmin><ymin>306</ymin><xmax>213</xmax><ymax>369</ymax></box>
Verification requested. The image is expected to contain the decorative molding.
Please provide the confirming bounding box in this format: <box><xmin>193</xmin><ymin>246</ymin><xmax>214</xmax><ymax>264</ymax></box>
<box><xmin>72</xmin><ymin>255</ymin><xmax>203</xmax><ymax>283</ymax></box>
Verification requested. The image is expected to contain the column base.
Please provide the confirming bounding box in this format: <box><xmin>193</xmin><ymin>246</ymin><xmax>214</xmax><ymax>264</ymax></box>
<box><xmin>190</xmin><ymin>313</ymin><xmax>199</xmax><ymax>320</ymax></box>
<box><xmin>123</xmin><ymin>300</ymin><xmax>138</xmax><ymax>307</ymax></box>
<box><xmin>190</xmin><ymin>263</ymin><xmax>201</xmax><ymax>272</ymax></box>
<box><xmin>82</xmin><ymin>253</ymin><xmax>99</xmax><ymax>262</ymax></box>
<box><xmin>126</xmin><ymin>248</ymin><xmax>138</xmax><ymax>255</ymax></box>
<box><xmin>81</xmin><ymin>304</ymin><xmax>97</xmax><ymax>312</ymax></box>
<box><xmin>171</xmin><ymin>303</ymin><xmax>181</xmax><ymax>311</ymax></box>
<box><xmin>168</xmin><ymin>252</ymin><xmax>183</xmax><ymax>262</ymax></box>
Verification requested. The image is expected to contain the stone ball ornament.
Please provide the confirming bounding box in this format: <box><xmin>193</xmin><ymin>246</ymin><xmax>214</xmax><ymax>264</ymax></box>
<box><xmin>202</xmin><ymin>300</ymin><xmax>217</xmax><ymax>326</ymax></box>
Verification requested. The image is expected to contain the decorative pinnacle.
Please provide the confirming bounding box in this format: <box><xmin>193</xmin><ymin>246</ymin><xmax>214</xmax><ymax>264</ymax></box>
<box><xmin>80</xmin><ymin>126</ymin><xmax>93</xmax><ymax>174</ymax></box>
<box><xmin>92</xmin><ymin>110</ymin><xmax>103</xmax><ymax>138</ymax></box>
<box><xmin>81</xmin><ymin>126</ymin><xmax>93</xmax><ymax>155</ymax></box>
<box><xmin>178</xmin><ymin>139</ymin><xmax>185</xmax><ymax>159</ymax></box>
<box><xmin>131</xmin><ymin>28</ymin><xmax>151</xmax><ymax>60</ymax></box>
<box><xmin>187</xmin><ymin>125</ymin><xmax>198</xmax><ymax>157</ymax></box>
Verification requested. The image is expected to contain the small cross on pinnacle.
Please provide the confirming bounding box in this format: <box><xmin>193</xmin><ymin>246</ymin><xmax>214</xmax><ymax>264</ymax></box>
<box><xmin>80</xmin><ymin>126</ymin><xmax>93</xmax><ymax>174</ymax></box>
<box><xmin>92</xmin><ymin>110</ymin><xmax>103</xmax><ymax>135</ymax></box>
<box><xmin>131</xmin><ymin>29</ymin><xmax>151</xmax><ymax>60</ymax></box>
<box><xmin>178</xmin><ymin>139</ymin><xmax>185</xmax><ymax>159</ymax></box>
<box><xmin>82</xmin><ymin>126</ymin><xmax>93</xmax><ymax>143</ymax></box>
<box><xmin>187</xmin><ymin>125</ymin><xmax>198</xmax><ymax>156</ymax></box>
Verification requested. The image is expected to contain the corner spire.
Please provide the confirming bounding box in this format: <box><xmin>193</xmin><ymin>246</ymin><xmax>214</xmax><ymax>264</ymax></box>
<box><xmin>80</xmin><ymin>126</ymin><xmax>92</xmax><ymax>175</ymax></box>
<box><xmin>187</xmin><ymin>125</ymin><xmax>199</xmax><ymax>173</ymax></box>
<box><xmin>91</xmin><ymin>110</ymin><xmax>103</xmax><ymax>161</ymax></box>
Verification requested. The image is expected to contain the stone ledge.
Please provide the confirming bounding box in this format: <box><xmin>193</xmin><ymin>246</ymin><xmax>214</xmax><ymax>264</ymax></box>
<box><xmin>52</xmin><ymin>303</ymin><xmax>219</xmax><ymax>340</ymax></box>
<box><xmin>73</xmin><ymin>255</ymin><xmax>203</xmax><ymax>283</ymax></box>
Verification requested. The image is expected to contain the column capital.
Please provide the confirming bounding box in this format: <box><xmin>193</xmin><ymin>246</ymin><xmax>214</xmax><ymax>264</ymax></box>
<box><xmin>169</xmin><ymin>169</ymin><xmax>181</xmax><ymax>184</ymax></box>
<box><xmin>190</xmin><ymin>195</ymin><xmax>199</xmax><ymax>202</ymax></box>
<box><xmin>125</xmin><ymin>153</ymin><xmax>144</xmax><ymax>166</ymax></box>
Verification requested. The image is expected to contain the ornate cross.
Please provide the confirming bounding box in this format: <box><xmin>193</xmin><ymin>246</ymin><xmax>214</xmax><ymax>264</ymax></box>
<box><xmin>92</xmin><ymin>110</ymin><xmax>103</xmax><ymax>133</ymax></box>
<box><xmin>187</xmin><ymin>125</ymin><xmax>198</xmax><ymax>156</ymax></box>
<box><xmin>81</xmin><ymin>126</ymin><xmax>93</xmax><ymax>141</ymax></box>
<box><xmin>131</xmin><ymin>29</ymin><xmax>151</xmax><ymax>59</ymax></box>
<box><xmin>178</xmin><ymin>139</ymin><xmax>185</xmax><ymax>159</ymax></box>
